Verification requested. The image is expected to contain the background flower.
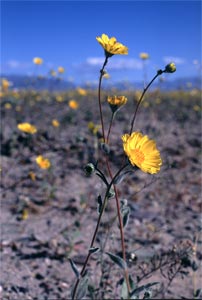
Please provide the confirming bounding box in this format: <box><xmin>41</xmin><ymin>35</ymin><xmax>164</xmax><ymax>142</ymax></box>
<box><xmin>36</xmin><ymin>155</ymin><xmax>51</xmax><ymax>169</ymax></box>
<box><xmin>17</xmin><ymin>123</ymin><xmax>37</xmax><ymax>134</ymax></box>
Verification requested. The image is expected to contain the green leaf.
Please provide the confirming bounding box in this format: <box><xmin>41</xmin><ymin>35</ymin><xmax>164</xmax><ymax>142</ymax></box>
<box><xmin>130</xmin><ymin>282</ymin><xmax>160</xmax><ymax>298</ymax></box>
<box><xmin>97</xmin><ymin>195</ymin><xmax>102</xmax><ymax>214</ymax></box>
<box><xmin>122</xmin><ymin>206</ymin><xmax>131</xmax><ymax>228</ymax></box>
<box><xmin>106</xmin><ymin>251</ymin><xmax>127</xmax><ymax>270</ymax></box>
<box><xmin>69</xmin><ymin>258</ymin><xmax>80</xmax><ymax>278</ymax></box>
<box><xmin>72</xmin><ymin>275</ymin><xmax>89</xmax><ymax>300</ymax></box>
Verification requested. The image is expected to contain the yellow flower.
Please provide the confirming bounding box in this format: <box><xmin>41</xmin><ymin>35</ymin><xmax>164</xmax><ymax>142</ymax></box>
<box><xmin>33</xmin><ymin>57</ymin><xmax>43</xmax><ymax>65</ymax></box>
<box><xmin>58</xmin><ymin>66</ymin><xmax>65</xmax><ymax>73</ymax></box>
<box><xmin>139</xmin><ymin>52</ymin><xmax>149</xmax><ymax>60</ymax></box>
<box><xmin>52</xmin><ymin>119</ymin><xmax>60</xmax><ymax>127</ymax></box>
<box><xmin>50</xmin><ymin>69</ymin><xmax>56</xmax><ymax>77</ymax></box>
<box><xmin>96</xmin><ymin>33</ymin><xmax>128</xmax><ymax>57</ymax></box>
<box><xmin>107</xmin><ymin>95</ymin><xmax>127</xmax><ymax>113</ymax></box>
<box><xmin>4</xmin><ymin>103</ymin><xmax>12</xmax><ymax>109</ymax></box>
<box><xmin>17</xmin><ymin>123</ymin><xmax>37</xmax><ymax>134</ymax></box>
<box><xmin>69</xmin><ymin>100</ymin><xmax>79</xmax><ymax>109</ymax></box>
<box><xmin>77</xmin><ymin>87</ymin><xmax>87</xmax><ymax>96</ymax></box>
<box><xmin>103</xmin><ymin>72</ymin><xmax>110</xmax><ymax>79</ymax></box>
<box><xmin>1</xmin><ymin>78</ymin><xmax>11</xmax><ymax>92</ymax></box>
<box><xmin>122</xmin><ymin>132</ymin><xmax>162</xmax><ymax>174</ymax></box>
<box><xmin>36</xmin><ymin>155</ymin><xmax>51</xmax><ymax>169</ymax></box>
<box><xmin>56</xmin><ymin>95</ymin><xmax>64</xmax><ymax>102</ymax></box>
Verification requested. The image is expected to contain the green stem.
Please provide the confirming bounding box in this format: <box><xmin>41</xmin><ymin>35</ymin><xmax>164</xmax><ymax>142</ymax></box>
<box><xmin>130</xmin><ymin>70</ymin><xmax>163</xmax><ymax>135</ymax></box>
<box><xmin>106</xmin><ymin>112</ymin><xmax>115</xmax><ymax>144</ymax></box>
<box><xmin>71</xmin><ymin>163</ymin><xmax>128</xmax><ymax>300</ymax></box>
<box><xmin>98</xmin><ymin>57</ymin><xmax>108</xmax><ymax>142</ymax></box>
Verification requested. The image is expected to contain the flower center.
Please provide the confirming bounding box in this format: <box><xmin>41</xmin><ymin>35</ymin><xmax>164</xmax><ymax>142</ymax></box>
<box><xmin>134</xmin><ymin>149</ymin><xmax>145</xmax><ymax>164</ymax></box>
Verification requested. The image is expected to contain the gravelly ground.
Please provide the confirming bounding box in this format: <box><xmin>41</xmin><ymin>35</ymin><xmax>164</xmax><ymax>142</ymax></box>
<box><xmin>0</xmin><ymin>89</ymin><xmax>201</xmax><ymax>299</ymax></box>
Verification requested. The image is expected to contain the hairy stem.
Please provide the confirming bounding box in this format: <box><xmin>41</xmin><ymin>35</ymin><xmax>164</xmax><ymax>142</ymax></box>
<box><xmin>71</xmin><ymin>163</ymin><xmax>128</xmax><ymax>300</ymax></box>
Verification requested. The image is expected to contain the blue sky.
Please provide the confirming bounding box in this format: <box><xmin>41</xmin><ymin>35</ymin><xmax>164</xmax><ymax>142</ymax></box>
<box><xmin>1</xmin><ymin>0</ymin><xmax>201</xmax><ymax>84</ymax></box>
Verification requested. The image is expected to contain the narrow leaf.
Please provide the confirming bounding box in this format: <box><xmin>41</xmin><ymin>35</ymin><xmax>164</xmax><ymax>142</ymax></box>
<box><xmin>69</xmin><ymin>258</ymin><xmax>80</xmax><ymax>278</ymax></box>
<box><xmin>106</xmin><ymin>251</ymin><xmax>127</xmax><ymax>270</ymax></box>
<box><xmin>97</xmin><ymin>195</ymin><xmax>102</xmax><ymax>214</ymax></box>
<box><xmin>130</xmin><ymin>282</ymin><xmax>160</xmax><ymax>297</ymax></box>
<box><xmin>122</xmin><ymin>207</ymin><xmax>131</xmax><ymax>228</ymax></box>
<box><xmin>71</xmin><ymin>275</ymin><xmax>89</xmax><ymax>300</ymax></box>
<box><xmin>89</xmin><ymin>247</ymin><xmax>100</xmax><ymax>254</ymax></box>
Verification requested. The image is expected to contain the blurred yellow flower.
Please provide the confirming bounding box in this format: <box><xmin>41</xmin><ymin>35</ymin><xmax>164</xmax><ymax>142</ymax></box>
<box><xmin>36</xmin><ymin>155</ymin><xmax>51</xmax><ymax>169</ymax></box>
<box><xmin>50</xmin><ymin>69</ymin><xmax>56</xmax><ymax>77</ymax></box>
<box><xmin>15</xmin><ymin>105</ymin><xmax>22</xmax><ymax>112</ymax></box>
<box><xmin>33</xmin><ymin>57</ymin><xmax>43</xmax><ymax>65</ymax></box>
<box><xmin>77</xmin><ymin>87</ymin><xmax>87</xmax><ymax>96</ymax></box>
<box><xmin>103</xmin><ymin>72</ymin><xmax>110</xmax><ymax>79</ymax></box>
<box><xmin>139</xmin><ymin>52</ymin><xmax>149</xmax><ymax>60</ymax></box>
<box><xmin>17</xmin><ymin>123</ymin><xmax>37</xmax><ymax>134</ymax></box>
<box><xmin>58</xmin><ymin>66</ymin><xmax>65</xmax><ymax>73</ymax></box>
<box><xmin>1</xmin><ymin>78</ymin><xmax>11</xmax><ymax>92</ymax></box>
<box><xmin>88</xmin><ymin>121</ymin><xmax>101</xmax><ymax>136</ymax></box>
<box><xmin>122</xmin><ymin>132</ymin><xmax>162</xmax><ymax>174</ymax></box>
<box><xmin>69</xmin><ymin>100</ymin><xmax>79</xmax><ymax>109</ymax></box>
<box><xmin>96</xmin><ymin>33</ymin><xmax>128</xmax><ymax>56</ymax></box>
<box><xmin>193</xmin><ymin>105</ymin><xmax>200</xmax><ymax>111</ymax></box>
<box><xmin>52</xmin><ymin>119</ymin><xmax>60</xmax><ymax>127</ymax></box>
<box><xmin>56</xmin><ymin>95</ymin><xmax>64</xmax><ymax>102</ymax></box>
<box><xmin>4</xmin><ymin>103</ymin><xmax>12</xmax><ymax>109</ymax></box>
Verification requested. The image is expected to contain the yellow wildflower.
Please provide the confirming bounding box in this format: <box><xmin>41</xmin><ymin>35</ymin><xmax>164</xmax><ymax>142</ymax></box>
<box><xmin>69</xmin><ymin>100</ymin><xmax>79</xmax><ymax>110</ymax></box>
<box><xmin>33</xmin><ymin>57</ymin><xmax>43</xmax><ymax>65</ymax></box>
<box><xmin>77</xmin><ymin>87</ymin><xmax>87</xmax><ymax>96</ymax></box>
<box><xmin>36</xmin><ymin>155</ymin><xmax>51</xmax><ymax>169</ymax></box>
<box><xmin>139</xmin><ymin>52</ymin><xmax>149</xmax><ymax>60</ymax></box>
<box><xmin>50</xmin><ymin>69</ymin><xmax>56</xmax><ymax>77</ymax></box>
<box><xmin>4</xmin><ymin>103</ymin><xmax>12</xmax><ymax>109</ymax></box>
<box><xmin>17</xmin><ymin>123</ymin><xmax>37</xmax><ymax>134</ymax></box>
<box><xmin>103</xmin><ymin>72</ymin><xmax>110</xmax><ymax>79</ymax></box>
<box><xmin>52</xmin><ymin>119</ymin><xmax>60</xmax><ymax>127</ymax></box>
<box><xmin>122</xmin><ymin>132</ymin><xmax>162</xmax><ymax>174</ymax></box>
<box><xmin>1</xmin><ymin>78</ymin><xmax>11</xmax><ymax>92</ymax></box>
<box><xmin>107</xmin><ymin>95</ymin><xmax>127</xmax><ymax>113</ymax></box>
<box><xmin>56</xmin><ymin>95</ymin><xmax>64</xmax><ymax>102</ymax></box>
<box><xmin>58</xmin><ymin>66</ymin><xmax>65</xmax><ymax>73</ymax></box>
<box><xmin>96</xmin><ymin>33</ymin><xmax>128</xmax><ymax>57</ymax></box>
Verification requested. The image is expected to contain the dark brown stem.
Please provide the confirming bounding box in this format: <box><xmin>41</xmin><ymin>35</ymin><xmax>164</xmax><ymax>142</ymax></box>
<box><xmin>130</xmin><ymin>71</ymin><xmax>162</xmax><ymax>135</ymax></box>
<box><xmin>106</xmin><ymin>159</ymin><xmax>131</xmax><ymax>295</ymax></box>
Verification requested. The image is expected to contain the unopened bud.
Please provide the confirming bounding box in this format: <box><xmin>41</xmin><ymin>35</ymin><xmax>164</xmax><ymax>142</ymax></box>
<box><xmin>84</xmin><ymin>163</ymin><xmax>95</xmax><ymax>176</ymax></box>
<box><xmin>165</xmin><ymin>62</ymin><xmax>176</xmax><ymax>73</ymax></box>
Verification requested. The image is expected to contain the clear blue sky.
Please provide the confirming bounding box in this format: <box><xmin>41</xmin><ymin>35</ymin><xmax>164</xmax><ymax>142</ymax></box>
<box><xmin>1</xmin><ymin>0</ymin><xmax>201</xmax><ymax>84</ymax></box>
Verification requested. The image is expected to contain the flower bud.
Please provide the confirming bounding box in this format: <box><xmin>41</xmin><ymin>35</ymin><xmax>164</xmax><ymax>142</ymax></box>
<box><xmin>165</xmin><ymin>62</ymin><xmax>176</xmax><ymax>73</ymax></box>
<box><xmin>84</xmin><ymin>163</ymin><xmax>95</xmax><ymax>176</ymax></box>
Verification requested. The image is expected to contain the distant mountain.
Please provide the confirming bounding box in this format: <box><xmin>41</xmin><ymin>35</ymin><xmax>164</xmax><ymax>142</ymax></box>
<box><xmin>1</xmin><ymin>74</ymin><xmax>201</xmax><ymax>91</ymax></box>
